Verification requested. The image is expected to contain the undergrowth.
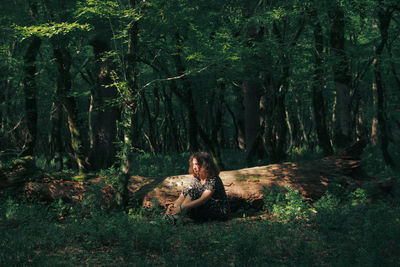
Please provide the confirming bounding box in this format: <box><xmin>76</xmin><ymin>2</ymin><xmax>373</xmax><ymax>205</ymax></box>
<box><xmin>1</xmin><ymin>146</ymin><xmax>399</xmax><ymax>266</ymax></box>
<box><xmin>1</xmin><ymin>180</ymin><xmax>399</xmax><ymax>266</ymax></box>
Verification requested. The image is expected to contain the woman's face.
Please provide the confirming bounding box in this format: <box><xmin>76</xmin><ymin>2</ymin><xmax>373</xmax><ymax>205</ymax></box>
<box><xmin>192</xmin><ymin>158</ymin><xmax>200</xmax><ymax>177</ymax></box>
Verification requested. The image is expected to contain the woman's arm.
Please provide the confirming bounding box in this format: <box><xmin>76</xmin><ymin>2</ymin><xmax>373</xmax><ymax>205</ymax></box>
<box><xmin>182</xmin><ymin>190</ymin><xmax>213</xmax><ymax>210</ymax></box>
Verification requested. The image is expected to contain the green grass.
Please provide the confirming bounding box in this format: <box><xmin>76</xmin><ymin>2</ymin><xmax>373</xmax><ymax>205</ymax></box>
<box><xmin>1</xmin><ymin>146</ymin><xmax>400</xmax><ymax>266</ymax></box>
<box><xmin>1</xmin><ymin>182</ymin><xmax>399</xmax><ymax>266</ymax></box>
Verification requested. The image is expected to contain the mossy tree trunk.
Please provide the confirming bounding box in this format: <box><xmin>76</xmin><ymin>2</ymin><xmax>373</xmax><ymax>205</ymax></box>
<box><xmin>116</xmin><ymin>0</ymin><xmax>140</xmax><ymax>208</ymax></box>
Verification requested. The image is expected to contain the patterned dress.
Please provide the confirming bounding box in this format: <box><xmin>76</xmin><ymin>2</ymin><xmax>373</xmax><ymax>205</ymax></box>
<box><xmin>182</xmin><ymin>176</ymin><xmax>230</xmax><ymax>221</ymax></box>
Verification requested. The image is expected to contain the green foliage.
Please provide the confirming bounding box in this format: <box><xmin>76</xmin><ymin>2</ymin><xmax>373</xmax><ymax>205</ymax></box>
<box><xmin>130</xmin><ymin>152</ymin><xmax>191</xmax><ymax>177</ymax></box>
<box><xmin>287</xmin><ymin>146</ymin><xmax>325</xmax><ymax>162</ymax></box>
<box><xmin>362</xmin><ymin>144</ymin><xmax>400</xmax><ymax>178</ymax></box>
<box><xmin>262</xmin><ymin>185</ymin><xmax>285</xmax><ymax>212</ymax></box>
<box><xmin>263</xmin><ymin>185</ymin><xmax>310</xmax><ymax>222</ymax></box>
<box><xmin>13</xmin><ymin>22</ymin><xmax>92</xmax><ymax>41</ymax></box>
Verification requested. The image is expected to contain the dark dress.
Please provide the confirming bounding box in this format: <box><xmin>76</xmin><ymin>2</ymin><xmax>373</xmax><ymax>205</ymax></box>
<box><xmin>182</xmin><ymin>176</ymin><xmax>230</xmax><ymax>221</ymax></box>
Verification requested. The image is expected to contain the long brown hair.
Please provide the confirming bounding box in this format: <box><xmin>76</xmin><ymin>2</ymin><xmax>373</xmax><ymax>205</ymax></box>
<box><xmin>188</xmin><ymin>152</ymin><xmax>220</xmax><ymax>180</ymax></box>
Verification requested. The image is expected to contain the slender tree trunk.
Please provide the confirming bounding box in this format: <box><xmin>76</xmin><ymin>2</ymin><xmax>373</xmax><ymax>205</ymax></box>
<box><xmin>21</xmin><ymin>36</ymin><xmax>41</xmax><ymax>156</ymax></box>
<box><xmin>294</xmin><ymin>97</ymin><xmax>309</xmax><ymax>146</ymax></box>
<box><xmin>88</xmin><ymin>38</ymin><xmax>120</xmax><ymax>170</ymax></box>
<box><xmin>242</xmin><ymin>80</ymin><xmax>260</xmax><ymax>160</ymax></box>
<box><xmin>387</xmin><ymin>45</ymin><xmax>400</xmax><ymax>93</ymax></box>
<box><xmin>142</xmin><ymin>92</ymin><xmax>157</xmax><ymax>154</ymax></box>
<box><xmin>48</xmin><ymin>101</ymin><xmax>64</xmax><ymax>171</ymax></box>
<box><xmin>162</xmin><ymin>86</ymin><xmax>181</xmax><ymax>152</ymax></box>
<box><xmin>53</xmin><ymin>47</ymin><xmax>86</xmax><ymax>173</ymax></box>
<box><xmin>329</xmin><ymin>4</ymin><xmax>352</xmax><ymax>149</ymax></box>
<box><xmin>171</xmin><ymin>33</ymin><xmax>200</xmax><ymax>152</ymax></box>
<box><xmin>0</xmin><ymin>79</ymin><xmax>9</xmax><ymax>135</ymax></box>
<box><xmin>232</xmin><ymin>86</ymin><xmax>246</xmax><ymax>150</ymax></box>
<box><xmin>242</xmin><ymin>0</ymin><xmax>263</xmax><ymax>165</ymax></box>
<box><xmin>372</xmin><ymin>7</ymin><xmax>395</xmax><ymax>167</ymax></box>
<box><xmin>275</xmin><ymin>79</ymin><xmax>288</xmax><ymax>161</ymax></box>
<box><xmin>211</xmin><ymin>82</ymin><xmax>225</xmax><ymax>167</ymax></box>
<box><xmin>311</xmin><ymin>8</ymin><xmax>333</xmax><ymax>155</ymax></box>
<box><xmin>117</xmin><ymin>0</ymin><xmax>140</xmax><ymax>208</ymax></box>
<box><xmin>371</xmin><ymin>81</ymin><xmax>379</xmax><ymax>145</ymax></box>
<box><xmin>269</xmin><ymin>18</ymin><xmax>304</xmax><ymax>162</ymax></box>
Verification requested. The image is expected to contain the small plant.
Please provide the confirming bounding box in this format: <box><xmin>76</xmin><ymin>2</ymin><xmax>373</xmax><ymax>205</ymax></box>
<box><xmin>272</xmin><ymin>186</ymin><xmax>310</xmax><ymax>221</ymax></box>
<box><xmin>263</xmin><ymin>185</ymin><xmax>310</xmax><ymax>221</ymax></box>
<box><xmin>262</xmin><ymin>185</ymin><xmax>285</xmax><ymax>212</ymax></box>
<box><xmin>5</xmin><ymin>198</ymin><xmax>19</xmax><ymax>220</ymax></box>
<box><xmin>349</xmin><ymin>188</ymin><xmax>368</xmax><ymax>206</ymax></box>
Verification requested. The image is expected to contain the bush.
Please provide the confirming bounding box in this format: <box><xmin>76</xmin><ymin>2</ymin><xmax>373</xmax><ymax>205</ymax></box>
<box><xmin>263</xmin><ymin>185</ymin><xmax>311</xmax><ymax>222</ymax></box>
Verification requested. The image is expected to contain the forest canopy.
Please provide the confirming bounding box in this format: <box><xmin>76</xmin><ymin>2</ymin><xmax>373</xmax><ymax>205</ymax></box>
<box><xmin>1</xmin><ymin>0</ymin><xmax>400</xmax><ymax>188</ymax></box>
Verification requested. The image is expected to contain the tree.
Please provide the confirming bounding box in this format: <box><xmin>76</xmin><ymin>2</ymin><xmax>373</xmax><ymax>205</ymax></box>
<box><xmin>310</xmin><ymin>2</ymin><xmax>333</xmax><ymax>155</ymax></box>
<box><xmin>21</xmin><ymin>2</ymin><xmax>41</xmax><ymax>156</ymax></box>
<box><xmin>329</xmin><ymin>1</ymin><xmax>353</xmax><ymax>149</ymax></box>
<box><xmin>372</xmin><ymin>3</ymin><xmax>396</xmax><ymax>167</ymax></box>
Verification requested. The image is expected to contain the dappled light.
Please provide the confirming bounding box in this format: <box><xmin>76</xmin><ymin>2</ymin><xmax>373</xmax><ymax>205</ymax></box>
<box><xmin>1</xmin><ymin>0</ymin><xmax>400</xmax><ymax>265</ymax></box>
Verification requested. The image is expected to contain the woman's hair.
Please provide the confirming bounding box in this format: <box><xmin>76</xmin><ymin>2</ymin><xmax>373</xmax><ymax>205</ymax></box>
<box><xmin>188</xmin><ymin>152</ymin><xmax>220</xmax><ymax>180</ymax></box>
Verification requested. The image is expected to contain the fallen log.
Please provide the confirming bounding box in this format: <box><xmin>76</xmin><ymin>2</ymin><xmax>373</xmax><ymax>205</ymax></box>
<box><xmin>140</xmin><ymin>140</ymin><xmax>370</xmax><ymax>208</ymax></box>
<box><xmin>3</xmin><ymin>139</ymin><xmax>393</xmax><ymax>209</ymax></box>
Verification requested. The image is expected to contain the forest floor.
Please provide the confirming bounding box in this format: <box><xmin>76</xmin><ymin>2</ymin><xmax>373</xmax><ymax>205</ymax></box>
<box><xmin>1</xmin><ymin>149</ymin><xmax>400</xmax><ymax>265</ymax></box>
<box><xmin>1</xmin><ymin>183</ymin><xmax>399</xmax><ymax>266</ymax></box>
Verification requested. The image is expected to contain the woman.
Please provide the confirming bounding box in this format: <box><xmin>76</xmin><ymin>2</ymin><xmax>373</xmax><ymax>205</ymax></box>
<box><xmin>166</xmin><ymin>152</ymin><xmax>229</xmax><ymax>222</ymax></box>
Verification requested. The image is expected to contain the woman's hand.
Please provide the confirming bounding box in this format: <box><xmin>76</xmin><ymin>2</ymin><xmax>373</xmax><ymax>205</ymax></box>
<box><xmin>170</xmin><ymin>205</ymin><xmax>181</xmax><ymax>215</ymax></box>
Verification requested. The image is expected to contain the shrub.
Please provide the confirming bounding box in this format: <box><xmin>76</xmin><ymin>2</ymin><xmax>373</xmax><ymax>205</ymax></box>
<box><xmin>263</xmin><ymin>185</ymin><xmax>310</xmax><ymax>222</ymax></box>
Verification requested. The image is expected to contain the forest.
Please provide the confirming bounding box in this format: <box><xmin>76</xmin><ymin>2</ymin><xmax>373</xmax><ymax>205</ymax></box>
<box><xmin>1</xmin><ymin>0</ymin><xmax>400</xmax><ymax>265</ymax></box>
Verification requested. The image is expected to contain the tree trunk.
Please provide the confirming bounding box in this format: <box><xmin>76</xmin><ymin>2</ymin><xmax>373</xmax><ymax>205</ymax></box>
<box><xmin>387</xmin><ymin>45</ymin><xmax>400</xmax><ymax>93</ymax></box>
<box><xmin>0</xmin><ymin>78</ymin><xmax>9</xmax><ymax>136</ymax></box>
<box><xmin>88</xmin><ymin>38</ymin><xmax>120</xmax><ymax>170</ymax></box>
<box><xmin>294</xmin><ymin>97</ymin><xmax>309</xmax><ymax>146</ymax></box>
<box><xmin>22</xmin><ymin>36</ymin><xmax>41</xmax><ymax>156</ymax></box>
<box><xmin>53</xmin><ymin>47</ymin><xmax>86</xmax><ymax>173</ymax></box>
<box><xmin>171</xmin><ymin>33</ymin><xmax>200</xmax><ymax>152</ymax></box>
<box><xmin>242</xmin><ymin>0</ymin><xmax>263</xmax><ymax>165</ymax></box>
<box><xmin>116</xmin><ymin>0</ymin><xmax>140</xmax><ymax>208</ymax></box>
<box><xmin>142</xmin><ymin>91</ymin><xmax>158</xmax><ymax>153</ymax></box>
<box><xmin>231</xmin><ymin>86</ymin><xmax>246</xmax><ymax>150</ymax></box>
<box><xmin>372</xmin><ymin>7</ymin><xmax>395</xmax><ymax>167</ymax></box>
<box><xmin>48</xmin><ymin>101</ymin><xmax>64</xmax><ymax>170</ymax></box>
<box><xmin>162</xmin><ymin>86</ymin><xmax>181</xmax><ymax>152</ymax></box>
<box><xmin>329</xmin><ymin>4</ymin><xmax>352</xmax><ymax>149</ymax></box>
<box><xmin>268</xmin><ymin>18</ymin><xmax>304</xmax><ymax>162</ymax></box>
<box><xmin>311</xmin><ymin>8</ymin><xmax>333</xmax><ymax>156</ymax></box>
<box><xmin>371</xmin><ymin>81</ymin><xmax>379</xmax><ymax>145</ymax></box>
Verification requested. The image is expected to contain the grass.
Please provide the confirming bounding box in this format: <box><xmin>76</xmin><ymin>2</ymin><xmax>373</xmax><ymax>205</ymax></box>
<box><xmin>1</xmin><ymin>181</ymin><xmax>399</xmax><ymax>266</ymax></box>
<box><xmin>1</xmin><ymin>145</ymin><xmax>400</xmax><ymax>266</ymax></box>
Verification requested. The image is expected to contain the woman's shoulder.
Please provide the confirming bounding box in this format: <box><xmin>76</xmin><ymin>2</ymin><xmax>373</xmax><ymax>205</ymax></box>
<box><xmin>211</xmin><ymin>175</ymin><xmax>222</xmax><ymax>182</ymax></box>
<box><xmin>206</xmin><ymin>175</ymin><xmax>222</xmax><ymax>186</ymax></box>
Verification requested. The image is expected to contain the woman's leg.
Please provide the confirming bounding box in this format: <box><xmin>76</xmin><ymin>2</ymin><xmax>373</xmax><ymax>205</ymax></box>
<box><xmin>181</xmin><ymin>195</ymin><xmax>192</xmax><ymax>208</ymax></box>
